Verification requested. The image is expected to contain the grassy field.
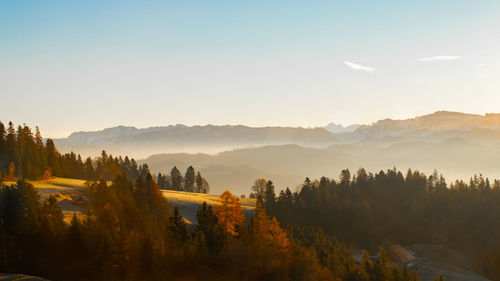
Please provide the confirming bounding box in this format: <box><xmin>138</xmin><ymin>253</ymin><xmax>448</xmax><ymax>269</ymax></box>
<box><xmin>161</xmin><ymin>190</ymin><xmax>256</xmax><ymax>224</ymax></box>
<box><xmin>2</xmin><ymin>178</ymin><xmax>89</xmax><ymax>223</ymax></box>
<box><xmin>3</xmin><ymin>177</ymin><xmax>89</xmax><ymax>198</ymax></box>
<box><xmin>2</xmin><ymin>177</ymin><xmax>255</xmax><ymax>225</ymax></box>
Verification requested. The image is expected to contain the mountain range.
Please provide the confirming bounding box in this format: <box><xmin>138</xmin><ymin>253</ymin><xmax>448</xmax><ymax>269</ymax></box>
<box><xmin>55</xmin><ymin>111</ymin><xmax>500</xmax><ymax>194</ymax></box>
<box><xmin>54</xmin><ymin>124</ymin><xmax>336</xmax><ymax>158</ymax></box>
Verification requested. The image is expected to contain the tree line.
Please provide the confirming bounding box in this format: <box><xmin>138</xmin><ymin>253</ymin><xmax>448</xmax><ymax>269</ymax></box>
<box><xmin>156</xmin><ymin>166</ymin><xmax>209</xmax><ymax>193</ymax></box>
<box><xmin>0</xmin><ymin>121</ymin><xmax>145</xmax><ymax>182</ymax></box>
<box><xmin>256</xmin><ymin>168</ymin><xmax>500</xmax><ymax>280</ymax></box>
<box><xmin>0</xmin><ymin>175</ymin><xmax>423</xmax><ymax>281</ymax></box>
<box><xmin>0</xmin><ymin>121</ymin><xmax>208</xmax><ymax>194</ymax></box>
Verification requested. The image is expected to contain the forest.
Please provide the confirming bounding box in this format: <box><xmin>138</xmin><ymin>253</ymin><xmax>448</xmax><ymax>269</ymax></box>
<box><xmin>0</xmin><ymin>122</ymin><xmax>498</xmax><ymax>280</ymax></box>
<box><xmin>1</xmin><ymin>175</ymin><xmax>427</xmax><ymax>281</ymax></box>
<box><xmin>257</xmin><ymin>169</ymin><xmax>500</xmax><ymax>279</ymax></box>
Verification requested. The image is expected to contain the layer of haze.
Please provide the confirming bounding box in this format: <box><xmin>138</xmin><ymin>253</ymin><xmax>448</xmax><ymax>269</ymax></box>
<box><xmin>1</xmin><ymin>0</ymin><xmax>500</xmax><ymax>137</ymax></box>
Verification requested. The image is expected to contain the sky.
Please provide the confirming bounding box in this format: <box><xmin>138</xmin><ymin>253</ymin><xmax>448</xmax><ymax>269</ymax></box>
<box><xmin>1</xmin><ymin>0</ymin><xmax>500</xmax><ymax>137</ymax></box>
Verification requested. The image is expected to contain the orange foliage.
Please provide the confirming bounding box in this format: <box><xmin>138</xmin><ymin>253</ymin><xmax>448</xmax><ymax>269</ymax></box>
<box><xmin>41</xmin><ymin>167</ymin><xmax>53</xmax><ymax>179</ymax></box>
<box><xmin>214</xmin><ymin>190</ymin><xmax>245</xmax><ymax>236</ymax></box>
<box><xmin>251</xmin><ymin>202</ymin><xmax>291</xmax><ymax>254</ymax></box>
<box><xmin>4</xmin><ymin>162</ymin><xmax>16</xmax><ymax>181</ymax></box>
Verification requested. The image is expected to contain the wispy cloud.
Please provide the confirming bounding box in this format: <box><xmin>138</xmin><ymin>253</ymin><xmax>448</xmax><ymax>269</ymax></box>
<box><xmin>344</xmin><ymin>61</ymin><xmax>375</xmax><ymax>73</ymax></box>
<box><xmin>418</xmin><ymin>56</ymin><xmax>463</xmax><ymax>61</ymax></box>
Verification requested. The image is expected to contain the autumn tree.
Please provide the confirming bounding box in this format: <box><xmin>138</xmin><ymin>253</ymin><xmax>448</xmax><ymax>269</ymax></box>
<box><xmin>214</xmin><ymin>190</ymin><xmax>245</xmax><ymax>236</ymax></box>
<box><xmin>6</xmin><ymin>162</ymin><xmax>16</xmax><ymax>181</ymax></box>
<box><xmin>250</xmin><ymin>178</ymin><xmax>267</xmax><ymax>199</ymax></box>
<box><xmin>251</xmin><ymin>201</ymin><xmax>291</xmax><ymax>255</ymax></box>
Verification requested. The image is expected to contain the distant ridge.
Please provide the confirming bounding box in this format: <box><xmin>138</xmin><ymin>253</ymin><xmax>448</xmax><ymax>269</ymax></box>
<box><xmin>357</xmin><ymin>111</ymin><xmax>500</xmax><ymax>132</ymax></box>
<box><xmin>324</xmin><ymin>123</ymin><xmax>360</xmax><ymax>133</ymax></box>
<box><xmin>55</xmin><ymin>124</ymin><xmax>337</xmax><ymax>158</ymax></box>
<box><xmin>52</xmin><ymin>110</ymin><xmax>500</xmax><ymax>194</ymax></box>
<box><xmin>54</xmin><ymin>110</ymin><xmax>500</xmax><ymax>159</ymax></box>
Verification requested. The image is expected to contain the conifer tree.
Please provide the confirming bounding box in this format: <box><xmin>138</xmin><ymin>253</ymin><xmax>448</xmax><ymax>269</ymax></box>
<box><xmin>170</xmin><ymin>166</ymin><xmax>183</xmax><ymax>191</ymax></box>
<box><xmin>195</xmin><ymin>171</ymin><xmax>203</xmax><ymax>193</ymax></box>
<box><xmin>251</xmin><ymin>201</ymin><xmax>291</xmax><ymax>254</ymax></box>
<box><xmin>264</xmin><ymin>180</ymin><xmax>276</xmax><ymax>211</ymax></box>
<box><xmin>5</xmin><ymin>122</ymin><xmax>17</xmax><ymax>173</ymax></box>
<box><xmin>169</xmin><ymin>206</ymin><xmax>187</xmax><ymax>240</ymax></box>
<box><xmin>196</xmin><ymin>201</ymin><xmax>222</xmax><ymax>253</ymax></box>
<box><xmin>184</xmin><ymin>166</ymin><xmax>196</xmax><ymax>192</ymax></box>
<box><xmin>0</xmin><ymin>122</ymin><xmax>6</xmax><ymax>171</ymax></box>
<box><xmin>45</xmin><ymin>139</ymin><xmax>61</xmax><ymax>176</ymax></box>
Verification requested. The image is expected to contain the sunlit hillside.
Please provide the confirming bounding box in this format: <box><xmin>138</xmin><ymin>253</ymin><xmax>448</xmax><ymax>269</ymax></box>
<box><xmin>3</xmin><ymin>177</ymin><xmax>89</xmax><ymax>223</ymax></box>
<box><xmin>161</xmin><ymin>190</ymin><xmax>255</xmax><ymax>224</ymax></box>
<box><xmin>2</xmin><ymin>177</ymin><xmax>255</xmax><ymax>224</ymax></box>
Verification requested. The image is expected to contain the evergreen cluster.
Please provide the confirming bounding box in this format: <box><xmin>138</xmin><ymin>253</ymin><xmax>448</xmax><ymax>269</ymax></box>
<box><xmin>261</xmin><ymin>168</ymin><xmax>500</xmax><ymax>280</ymax></box>
<box><xmin>156</xmin><ymin>166</ymin><xmax>209</xmax><ymax>193</ymax></box>
<box><xmin>0</xmin><ymin>121</ymin><xmax>145</xmax><ymax>182</ymax></box>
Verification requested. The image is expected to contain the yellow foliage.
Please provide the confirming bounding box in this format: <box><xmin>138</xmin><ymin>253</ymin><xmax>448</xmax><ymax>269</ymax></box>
<box><xmin>214</xmin><ymin>190</ymin><xmax>245</xmax><ymax>236</ymax></box>
<box><xmin>4</xmin><ymin>162</ymin><xmax>17</xmax><ymax>181</ymax></box>
<box><xmin>251</xmin><ymin>202</ymin><xmax>291</xmax><ymax>255</ymax></box>
<box><xmin>41</xmin><ymin>167</ymin><xmax>53</xmax><ymax>180</ymax></box>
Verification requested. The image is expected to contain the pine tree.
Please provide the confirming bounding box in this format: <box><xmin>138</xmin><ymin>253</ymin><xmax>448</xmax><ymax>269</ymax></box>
<box><xmin>184</xmin><ymin>166</ymin><xmax>196</xmax><ymax>192</ymax></box>
<box><xmin>196</xmin><ymin>201</ymin><xmax>223</xmax><ymax>253</ymax></box>
<box><xmin>195</xmin><ymin>171</ymin><xmax>203</xmax><ymax>193</ymax></box>
<box><xmin>373</xmin><ymin>249</ymin><xmax>391</xmax><ymax>281</ymax></box>
<box><xmin>157</xmin><ymin>172</ymin><xmax>168</xmax><ymax>188</ymax></box>
<box><xmin>45</xmin><ymin>139</ymin><xmax>61</xmax><ymax>176</ymax></box>
<box><xmin>170</xmin><ymin>166</ymin><xmax>183</xmax><ymax>191</ymax></box>
<box><xmin>251</xmin><ymin>201</ymin><xmax>291</xmax><ymax>254</ymax></box>
<box><xmin>264</xmin><ymin>180</ymin><xmax>276</xmax><ymax>211</ymax></box>
<box><xmin>169</xmin><ymin>206</ymin><xmax>187</xmax><ymax>240</ymax></box>
<box><xmin>40</xmin><ymin>195</ymin><xmax>65</xmax><ymax>236</ymax></box>
<box><xmin>340</xmin><ymin>169</ymin><xmax>351</xmax><ymax>186</ymax></box>
<box><xmin>0</xmin><ymin>122</ymin><xmax>6</xmax><ymax>171</ymax></box>
<box><xmin>5</xmin><ymin>122</ymin><xmax>17</xmax><ymax>174</ymax></box>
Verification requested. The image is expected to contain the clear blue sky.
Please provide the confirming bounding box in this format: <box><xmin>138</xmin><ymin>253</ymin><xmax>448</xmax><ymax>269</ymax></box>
<box><xmin>1</xmin><ymin>0</ymin><xmax>499</xmax><ymax>137</ymax></box>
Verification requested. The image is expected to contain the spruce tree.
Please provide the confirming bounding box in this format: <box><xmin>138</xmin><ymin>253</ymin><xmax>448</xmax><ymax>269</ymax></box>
<box><xmin>195</xmin><ymin>171</ymin><xmax>203</xmax><ymax>193</ymax></box>
<box><xmin>170</xmin><ymin>166</ymin><xmax>183</xmax><ymax>191</ymax></box>
<box><xmin>169</xmin><ymin>206</ymin><xmax>187</xmax><ymax>240</ymax></box>
<box><xmin>0</xmin><ymin>122</ymin><xmax>6</xmax><ymax>171</ymax></box>
<box><xmin>184</xmin><ymin>166</ymin><xmax>196</xmax><ymax>192</ymax></box>
<box><xmin>264</xmin><ymin>180</ymin><xmax>276</xmax><ymax>211</ymax></box>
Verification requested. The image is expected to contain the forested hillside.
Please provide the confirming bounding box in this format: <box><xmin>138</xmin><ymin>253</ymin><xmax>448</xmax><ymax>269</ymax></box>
<box><xmin>258</xmin><ymin>169</ymin><xmax>500</xmax><ymax>279</ymax></box>
<box><xmin>1</xmin><ymin>176</ymin><xmax>424</xmax><ymax>281</ymax></box>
